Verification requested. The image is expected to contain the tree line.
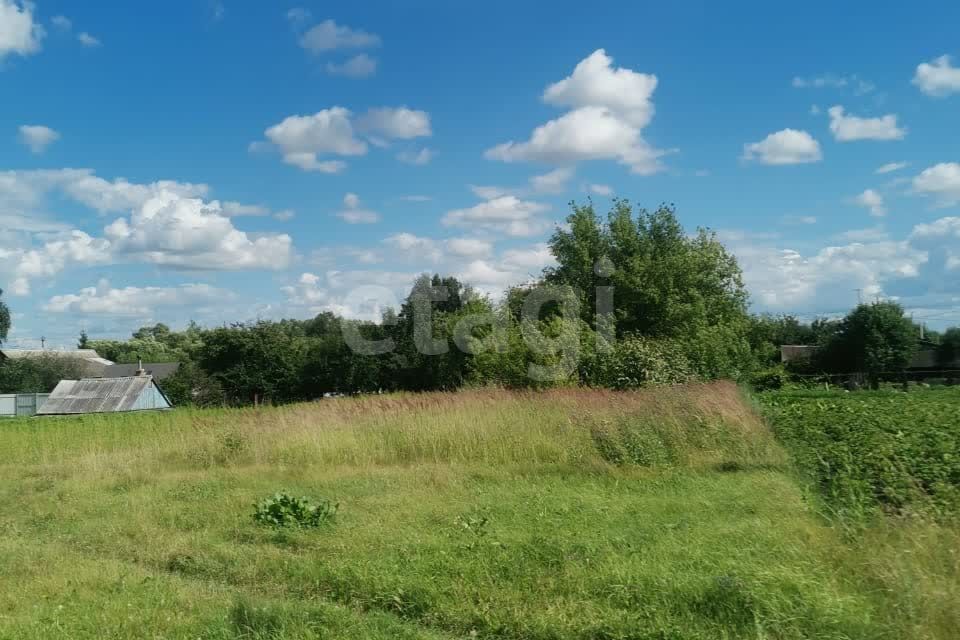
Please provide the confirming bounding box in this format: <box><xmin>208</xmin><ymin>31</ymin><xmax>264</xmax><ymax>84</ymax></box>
<box><xmin>1</xmin><ymin>201</ymin><xmax>958</xmax><ymax>403</ymax></box>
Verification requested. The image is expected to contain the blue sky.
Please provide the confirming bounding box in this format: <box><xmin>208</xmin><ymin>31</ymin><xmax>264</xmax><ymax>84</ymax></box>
<box><xmin>2</xmin><ymin>0</ymin><xmax>960</xmax><ymax>346</ymax></box>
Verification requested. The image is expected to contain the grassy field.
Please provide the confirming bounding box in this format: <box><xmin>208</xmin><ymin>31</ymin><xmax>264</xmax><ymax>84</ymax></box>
<box><xmin>0</xmin><ymin>383</ymin><xmax>956</xmax><ymax>639</ymax></box>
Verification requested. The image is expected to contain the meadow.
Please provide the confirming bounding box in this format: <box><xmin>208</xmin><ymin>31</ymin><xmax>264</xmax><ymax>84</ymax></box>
<box><xmin>0</xmin><ymin>382</ymin><xmax>957</xmax><ymax>639</ymax></box>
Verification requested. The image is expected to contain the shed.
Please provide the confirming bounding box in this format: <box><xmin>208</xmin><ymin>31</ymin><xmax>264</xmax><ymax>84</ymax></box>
<box><xmin>36</xmin><ymin>376</ymin><xmax>172</xmax><ymax>416</ymax></box>
<box><xmin>103</xmin><ymin>362</ymin><xmax>180</xmax><ymax>381</ymax></box>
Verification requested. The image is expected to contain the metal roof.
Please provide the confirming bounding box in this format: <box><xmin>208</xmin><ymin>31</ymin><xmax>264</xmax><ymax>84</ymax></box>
<box><xmin>0</xmin><ymin>349</ymin><xmax>108</xmax><ymax>362</ymax></box>
<box><xmin>36</xmin><ymin>376</ymin><xmax>171</xmax><ymax>415</ymax></box>
<box><xmin>103</xmin><ymin>362</ymin><xmax>180</xmax><ymax>380</ymax></box>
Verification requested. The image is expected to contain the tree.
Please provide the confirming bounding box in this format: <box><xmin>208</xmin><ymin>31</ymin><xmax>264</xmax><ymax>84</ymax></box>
<box><xmin>0</xmin><ymin>289</ymin><xmax>10</xmax><ymax>346</ymax></box>
<box><xmin>0</xmin><ymin>355</ymin><xmax>87</xmax><ymax>394</ymax></box>
<box><xmin>77</xmin><ymin>330</ymin><xmax>90</xmax><ymax>349</ymax></box>
<box><xmin>938</xmin><ymin>327</ymin><xmax>960</xmax><ymax>367</ymax></box>
<box><xmin>546</xmin><ymin>200</ymin><xmax>749</xmax><ymax>340</ymax></box>
<box><xmin>820</xmin><ymin>302</ymin><xmax>917</xmax><ymax>387</ymax></box>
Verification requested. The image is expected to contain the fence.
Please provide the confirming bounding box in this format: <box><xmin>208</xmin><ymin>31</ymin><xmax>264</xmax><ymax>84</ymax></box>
<box><xmin>0</xmin><ymin>394</ymin><xmax>51</xmax><ymax>418</ymax></box>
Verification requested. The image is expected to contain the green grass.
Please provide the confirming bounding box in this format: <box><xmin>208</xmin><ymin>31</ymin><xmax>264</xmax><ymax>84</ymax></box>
<box><xmin>0</xmin><ymin>383</ymin><xmax>956</xmax><ymax>638</ymax></box>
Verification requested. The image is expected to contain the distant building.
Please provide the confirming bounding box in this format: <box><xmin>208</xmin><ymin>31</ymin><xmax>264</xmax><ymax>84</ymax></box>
<box><xmin>780</xmin><ymin>345</ymin><xmax>958</xmax><ymax>371</ymax></box>
<box><xmin>0</xmin><ymin>348</ymin><xmax>114</xmax><ymax>378</ymax></box>
<box><xmin>103</xmin><ymin>362</ymin><xmax>180</xmax><ymax>381</ymax></box>
<box><xmin>36</xmin><ymin>375</ymin><xmax>172</xmax><ymax>416</ymax></box>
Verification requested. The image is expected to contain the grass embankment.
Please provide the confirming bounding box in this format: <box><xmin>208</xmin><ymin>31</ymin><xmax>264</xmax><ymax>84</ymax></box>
<box><xmin>0</xmin><ymin>383</ymin><xmax>954</xmax><ymax>638</ymax></box>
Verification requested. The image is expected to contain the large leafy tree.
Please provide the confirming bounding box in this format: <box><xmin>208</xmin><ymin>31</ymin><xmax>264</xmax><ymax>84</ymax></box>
<box><xmin>820</xmin><ymin>302</ymin><xmax>917</xmax><ymax>385</ymax></box>
<box><xmin>0</xmin><ymin>288</ymin><xmax>10</xmax><ymax>346</ymax></box>
<box><xmin>546</xmin><ymin>200</ymin><xmax>749</xmax><ymax>340</ymax></box>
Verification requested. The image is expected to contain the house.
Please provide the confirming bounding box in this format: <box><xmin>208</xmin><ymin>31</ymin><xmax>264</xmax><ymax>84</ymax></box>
<box><xmin>103</xmin><ymin>362</ymin><xmax>180</xmax><ymax>381</ymax></box>
<box><xmin>36</xmin><ymin>375</ymin><xmax>172</xmax><ymax>415</ymax></box>
<box><xmin>0</xmin><ymin>348</ymin><xmax>114</xmax><ymax>378</ymax></box>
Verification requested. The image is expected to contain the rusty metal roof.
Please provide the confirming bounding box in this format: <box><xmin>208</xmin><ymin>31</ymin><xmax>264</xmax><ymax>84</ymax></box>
<box><xmin>36</xmin><ymin>376</ymin><xmax>171</xmax><ymax>415</ymax></box>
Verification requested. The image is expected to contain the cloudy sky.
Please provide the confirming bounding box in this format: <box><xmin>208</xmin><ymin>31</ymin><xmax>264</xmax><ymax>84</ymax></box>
<box><xmin>2</xmin><ymin>1</ymin><xmax>960</xmax><ymax>346</ymax></box>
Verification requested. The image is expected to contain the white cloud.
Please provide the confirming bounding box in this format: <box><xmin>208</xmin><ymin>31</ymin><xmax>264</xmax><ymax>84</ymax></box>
<box><xmin>103</xmin><ymin>192</ymin><xmax>293</xmax><ymax>271</ymax></box>
<box><xmin>397</xmin><ymin>148</ymin><xmax>433</xmax><ymax>165</ymax></box>
<box><xmin>356</xmin><ymin>107</ymin><xmax>431</xmax><ymax>139</ymax></box>
<box><xmin>792</xmin><ymin>74</ymin><xmax>874</xmax><ymax>94</ymax></box>
<box><xmin>257</xmin><ymin>106</ymin><xmax>431</xmax><ymax>172</ymax></box>
<box><xmin>17</xmin><ymin>125</ymin><xmax>59</xmax><ymax>153</ymax></box>
<box><xmin>486</xmin><ymin>49</ymin><xmax>667</xmax><ymax>175</ymax></box>
<box><xmin>221</xmin><ymin>201</ymin><xmax>295</xmax><ymax>221</ymax></box>
<box><xmin>912</xmin><ymin>55</ymin><xmax>960</xmax><ymax>97</ymax></box>
<box><xmin>588</xmin><ymin>183</ymin><xmax>613</xmax><ymax>196</ymax></box>
<box><xmin>336</xmin><ymin>192</ymin><xmax>379</xmax><ymax>224</ymax></box>
<box><xmin>828</xmin><ymin>105</ymin><xmax>906</xmax><ymax>142</ymax></box>
<box><xmin>529</xmin><ymin>167</ymin><xmax>574</xmax><ymax>194</ymax></box>
<box><xmin>398</xmin><ymin>194</ymin><xmax>431</xmax><ymax>202</ymax></box>
<box><xmin>543</xmin><ymin>49</ymin><xmax>657</xmax><ymax>127</ymax></box>
<box><xmin>912</xmin><ymin>162</ymin><xmax>960</xmax><ymax>207</ymax></box>
<box><xmin>44</xmin><ymin>280</ymin><xmax>231</xmax><ymax>316</ymax></box>
<box><xmin>443</xmin><ymin>196</ymin><xmax>551</xmax><ymax>237</ymax></box>
<box><xmin>854</xmin><ymin>189</ymin><xmax>886</xmax><ymax>217</ymax></box>
<box><xmin>383</xmin><ymin>233</ymin><xmax>442</xmax><ymax>262</ymax></box>
<box><xmin>299</xmin><ymin>19</ymin><xmax>380</xmax><ymax>53</ymax></box>
<box><xmin>51</xmin><ymin>15</ymin><xmax>71</xmax><ymax>31</ymax></box>
<box><xmin>77</xmin><ymin>31</ymin><xmax>100</xmax><ymax>47</ymax></box>
<box><xmin>261</xmin><ymin>108</ymin><xmax>367</xmax><ymax>172</ymax></box>
<box><xmin>445</xmin><ymin>237</ymin><xmax>492</xmax><ymax>258</ymax></box>
<box><xmin>325</xmin><ymin>53</ymin><xmax>377</xmax><ymax>78</ymax></box>
<box><xmin>0</xmin><ymin>0</ymin><xmax>44</xmax><ymax>61</ymax></box>
<box><xmin>742</xmin><ymin>129</ymin><xmax>822</xmax><ymax>165</ymax></box>
<box><xmin>876</xmin><ymin>161</ymin><xmax>908</xmax><ymax>174</ymax></box>
<box><xmin>7</xmin><ymin>231</ymin><xmax>112</xmax><ymax>295</ymax></box>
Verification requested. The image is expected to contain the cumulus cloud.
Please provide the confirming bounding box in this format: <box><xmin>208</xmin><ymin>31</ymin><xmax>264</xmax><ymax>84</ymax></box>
<box><xmin>325</xmin><ymin>53</ymin><xmax>377</xmax><ymax>77</ymax></box>
<box><xmin>336</xmin><ymin>192</ymin><xmax>379</xmax><ymax>224</ymax></box>
<box><xmin>44</xmin><ymin>280</ymin><xmax>231</xmax><ymax>316</ymax></box>
<box><xmin>742</xmin><ymin>129</ymin><xmax>822</xmax><ymax>165</ymax></box>
<box><xmin>528</xmin><ymin>167</ymin><xmax>574</xmax><ymax>194</ymax></box>
<box><xmin>0</xmin><ymin>0</ymin><xmax>44</xmax><ymax>61</ymax></box>
<box><xmin>2</xmin><ymin>180</ymin><xmax>293</xmax><ymax>294</ymax></box>
<box><xmin>442</xmin><ymin>196</ymin><xmax>551</xmax><ymax>237</ymax></box>
<box><xmin>256</xmin><ymin>106</ymin><xmax>431</xmax><ymax>172</ymax></box>
<box><xmin>261</xmin><ymin>107</ymin><xmax>367</xmax><ymax>171</ymax></box>
<box><xmin>299</xmin><ymin>19</ymin><xmax>380</xmax><ymax>53</ymax></box>
<box><xmin>17</xmin><ymin>125</ymin><xmax>59</xmax><ymax>153</ymax></box>
<box><xmin>912</xmin><ymin>162</ymin><xmax>960</xmax><ymax>207</ymax></box>
<box><xmin>588</xmin><ymin>184</ymin><xmax>614</xmax><ymax>196</ymax></box>
<box><xmin>356</xmin><ymin>107</ymin><xmax>432</xmax><ymax>139</ymax></box>
<box><xmin>854</xmin><ymin>189</ymin><xmax>886</xmax><ymax>217</ymax></box>
<box><xmin>383</xmin><ymin>232</ymin><xmax>442</xmax><ymax>262</ymax></box>
<box><xmin>828</xmin><ymin>106</ymin><xmax>906</xmax><ymax>141</ymax></box>
<box><xmin>912</xmin><ymin>55</ymin><xmax>960</xmax><ymax>97</ymax></box>
<box><xmin>51</xmin><ymin>15</ymin><xmax>71</xmax><ymax>31</ymax></box>
<box><xmin>486</xmin><ymin>49</ymin><xmax>667</xmax><ymax>175</ymax></box>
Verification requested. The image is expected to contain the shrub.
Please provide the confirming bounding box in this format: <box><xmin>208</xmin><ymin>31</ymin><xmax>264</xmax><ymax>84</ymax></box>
<box><xmin>253</xmin><ymin>492</ymin><xmax>338</xmax><ymax>528</ymax></box>
<box><xmin>583</xmin><ymin>335</ymin><xmax>697</xmax><ymax>389</ymax></box>
<box><xmin>750</xmin><ymin>366</ymin><xmax>790</xmax><ymax>391</ymax></box>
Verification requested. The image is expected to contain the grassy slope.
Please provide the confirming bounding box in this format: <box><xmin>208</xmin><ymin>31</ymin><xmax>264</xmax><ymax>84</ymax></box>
<box><xmin>0</xmin><ymin>383</ymin><xmax>950</xmax><ymax>638</ymax></box>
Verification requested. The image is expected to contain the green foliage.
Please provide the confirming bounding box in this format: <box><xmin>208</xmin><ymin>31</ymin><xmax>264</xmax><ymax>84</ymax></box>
<box><xmin>938</xmin><ymin>327</ymin><xmax>960</xmax><ymax>366</ymax></box>
<box><xmin>546</xmin><ymin>200</ymin><xmax>750</xmax><ymax>342</ymax></box>
<box><xmin>0</xmin><ymin>355</ymin><xmax>87</xmax><ymax>393</ymax></box>
<box><xmin>253</xmin><ymin>492</ymin><xmax>338</xmax><ymax>528</ymax></box>
<box><xmin>160</xmin><ymin>360</ymin><xmax>223</xmax><ymax>407</ymax></box>
<box><xmin>0</xmin><ymin>288</ymin><xmax>9</xmax><ymax>346</ymax></box>
<box><xmin>581</xmin><ymin>335</ymin><xmax>696</xmax><ymax>389</ymax></box>
<box><xmin>759</xmin><ymin>387</ymin><xmax>960</xmax><ymax>517</ymax></box>
<box><xmin>749</xmin><ymin>366</ymin><xmax>791</xmax><ymax>392</ymax></box>
<box><xmin>819</xmin><ymin>302</ymin><xmax>917</xmax><ymax>383</ymax></box>
<box><xmin>748</xmin><ymin>314</ymin><xmax>817</xmax><ymax>368</ymax></box>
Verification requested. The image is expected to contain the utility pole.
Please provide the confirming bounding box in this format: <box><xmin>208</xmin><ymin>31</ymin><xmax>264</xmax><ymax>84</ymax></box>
<box><xmin>40</xmin><ymin>336</ymin><xmax>46</xmax><ymax>349</ymax></box>
<box><xmin>854</xmin><ymin>288</ymin><xmax>863</xmax><ymax>304</ymax></box>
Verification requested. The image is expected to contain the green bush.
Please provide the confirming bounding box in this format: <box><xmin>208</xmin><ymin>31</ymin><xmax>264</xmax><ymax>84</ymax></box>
<box><xmin>253</xmin><ymin>492</ymin><xmax>338</xmax><ymax>528</ymax></box>
<box><xmin>583</xmin><ymin>335</ymin><xmax>697</xmax><ymax>389</ymax></box>
<box><xmin>749</xmin><ymin>366</ymin><xmax>791</xmax><ymax>392</ymax></box>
